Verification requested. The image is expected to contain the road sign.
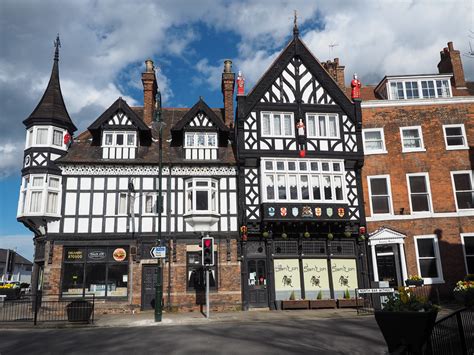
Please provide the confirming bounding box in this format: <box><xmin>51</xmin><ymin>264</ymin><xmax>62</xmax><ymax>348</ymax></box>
<box><xmin>356</xmin><ymin>288</ymin><xmax>394</xmax><ymax>294</ymax></box>
<box><xmin>150</xmin><ymin>246</ymin><xmax>167</xmax><ymax>258</ymax></box>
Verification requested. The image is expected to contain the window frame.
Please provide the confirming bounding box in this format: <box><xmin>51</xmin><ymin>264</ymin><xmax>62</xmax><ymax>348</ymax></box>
<box><xmin>443</xmin><ymin>124</ymin><xmax>468</xmax><ymax>150</ymax></box>
<box><xmin>261</xmin><ymin>158</ymin><xmax>346</xmax><ymax>203</ymax></box>
<box><xmin>386</xmin><ymin>78</ymin><xmax>452</xmax><ymax>100</ymax></box>
<box><xmin>18</xmin><ymin>174</ymin><xmax>62</xmax><ymax>216</ymax></box>
<box><xmin>142</xmin><ymin>192</ymin><xmax>166</xmax><ymax>215</ymax></box>
<box><xmin>450</xmin><ymin>171</ymin><xmax>474</xmax><ymax>211</ymax></box>
<box><xmin>406</xmin><ymin>173</ymin><xmax>433</xmax><ymax>215</ymax></box>
<box><xmin>184</xmin><ymin>132</ymin><xmax>218</xmax><ymax>148</ymax></box>
<box><xmin>117</xmin><ymin>192</ymin><xmax>128</xmax><ymax>215</ymax></box>
<box><xmin>101</xmin><ymin>131</ymin><xmax>138</xmax><ymax>148</ymax></box>
<box><xmin>185</xmin><ymin>178</ymin><xmax>219</xmax><ymax>215</ymax></box>
<box><xmin>461</xmin><ymin>234</ymin><xmax>474</xmax><ymax>275</ymax></box>
<box><xmin>362</xmin><ymin>128</ymin><xmax>387</xmax><ymax>155</ymax></box>
<box><xmin>400</xmin><ymin>126</ymin><xmax>425</xmax><ymax>153</ymax></box>
<box><xmin>367</xmin><ymin>175</ymin><xmax>394</xmax><ymax>216</ymax></box>
<box><xmin>414</xmin><ymin>235</ymin><xmax>444</xmax><ymax>284</ymax></box>
<box><xmin>260</xmin><ymin>112</ymin><xmax>294</xmax><ymax>138</ymax></box>
<box><xmin>306</xmin><ymin>113</ymin><xmax>340</xmax><ymax>139</ymax></box>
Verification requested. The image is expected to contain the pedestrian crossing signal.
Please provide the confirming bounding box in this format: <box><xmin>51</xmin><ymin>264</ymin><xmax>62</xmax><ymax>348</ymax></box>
<box><xmin>202</xmin><ymin>236</ymin><xmax>214</xmax><ymax>266</ymax></box>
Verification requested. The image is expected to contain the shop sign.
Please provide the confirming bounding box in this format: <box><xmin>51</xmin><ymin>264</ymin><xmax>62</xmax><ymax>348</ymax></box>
<box><xmin>273</xmin><ymin>259</ymin><xmax>301</xmax><ymax>300</ymax></box>
<box><xmin>65</xmin><ymin>248</ymin><xmax>84</xmax><ymax>262</ymax></box>
<box><xmin>112</xmin><ymin>248</ymin><xmax>127</xmax><ymax>262</ymax></box>
<box><xmin>302</xmin><ymin>259</ymin><xmax>330</xmax><ymax>299</ymax></box>
<box><xmin>331</xmin><ymin>259</ymin><xmax>358</xmax><ymax>296</ymax></box>
<box><xmin>87</xmin><ymin>250</ymin><xmax>106</xmax><ymax>261</ymax></box>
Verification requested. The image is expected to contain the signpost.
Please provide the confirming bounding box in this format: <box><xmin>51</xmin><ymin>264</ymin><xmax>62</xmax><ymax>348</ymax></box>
<box><xmin>150</xmin><ymin>246</ymin><xmax>167</xmax><ymax>259</ymax></box>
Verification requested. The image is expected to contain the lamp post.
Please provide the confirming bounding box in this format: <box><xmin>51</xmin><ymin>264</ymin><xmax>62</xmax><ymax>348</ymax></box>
<box><xmin>152</xmin><ymin>88</ymin><xmax>165</xmax><ymax>322</ymax></box>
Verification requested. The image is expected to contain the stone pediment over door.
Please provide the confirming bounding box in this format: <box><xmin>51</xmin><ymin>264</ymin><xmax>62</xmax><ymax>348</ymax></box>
<box><xmin>368</xmin><ymin>227</ymin><xmax>406</xmax><ymax>246</ymax></box>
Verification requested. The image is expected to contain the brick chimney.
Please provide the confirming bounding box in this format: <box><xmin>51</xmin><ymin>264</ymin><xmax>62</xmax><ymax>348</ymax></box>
<box><xmin>142</xmin><ymin>59</ymin><xmax>157</xmax><ymax>125</ymax></box>
<box><xmin>322</xmin><ymin>58</ymin><xmax>345</xmax><ymax>89</ymax></box>
<box><xmin>221</xmin><ymin>59</ymin><xmax>235</xmax><ymax>124</ymax></box>
<box><xmin>437</xmin><ymin>42</ymin><xmax>466</xmax><ymax>89</ymax></box>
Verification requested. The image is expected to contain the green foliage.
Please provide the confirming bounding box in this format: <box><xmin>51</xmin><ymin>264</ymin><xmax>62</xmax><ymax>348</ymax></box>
<box><xmin>383</xmin><ymin>287</ymin><xmax>439</xmax><ymax>312</ymax></box>
<box><xmin>316</xmin><ymin>290</ymin><xmax>322</xmax><ymax>300</ymax></box>
<box><xmin>344</xmin><ymin>289</ymin><xmax>351</xmax><ymax>299</ymax></box>
<box><xmin>289</xmin><ymin>291</ymin><xmax>296</xmax><ymax>300</ymax></box>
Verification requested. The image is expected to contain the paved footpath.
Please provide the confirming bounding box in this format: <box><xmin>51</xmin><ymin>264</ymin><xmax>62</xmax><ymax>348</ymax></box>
<box><xmin>0</xmin><ymin>309</ymin><xmax>389</xmax><ymax>354</ymax></box>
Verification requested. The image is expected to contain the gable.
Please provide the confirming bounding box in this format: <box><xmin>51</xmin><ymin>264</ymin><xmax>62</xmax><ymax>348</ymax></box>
<box><xmin>185</xmin><ymin>112</ymin><xmax>216</xmax><ymax>129</ymax></box>
<box><xmin>260</xmin><ymin>57</ymin><xmax>335</xmax><ymax>105</ymax></box>
<box><xmin>171</xmin><ymin>98</ymin><xmax>228</xmax><ymax>132</ymax></box>
<box><xmin>244</xmin><ymin>37</ymin><xmax>354</xmax><ymax>116</ymax></box>
<box><xmin>107</xmin><ymin>111</ymin><xmax>134</xmax><ymax>126</ymax></box>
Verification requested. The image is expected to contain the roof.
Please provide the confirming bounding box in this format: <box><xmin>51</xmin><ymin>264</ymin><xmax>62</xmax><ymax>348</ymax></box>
<box><xmin>171</xmin><ymin>98</ymin><xmax>229</xmax><ymax>132</ymax></box>
<box><xmin>58</xmin><ymin>106</ymin><xmax>236</xmax><ymax>165</ymax></box>
<box><xmin>0</xmin><ymin>249</ymin><xmax>32</xmax><ymax>265</ymax></box>
<box><xmin>23</xmin><ymin>41</ymin><xmax>77</xmax><ymax>132</ymax></box>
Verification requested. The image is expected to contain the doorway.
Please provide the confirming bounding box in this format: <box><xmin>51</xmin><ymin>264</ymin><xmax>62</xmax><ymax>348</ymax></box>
<box><xmin>375</xmin><ymin>244</ymin><xmax>403</xmax><ymax>287</ymax></box>
<box><xmin>141</xmin><ymin>265</ymin><xmax>157</xmax><ymax>310</ymax></box>
<box><xmin>247</xmin><ymin>259</ymin><xmax>268</xmax><ymax>308</ymax></box>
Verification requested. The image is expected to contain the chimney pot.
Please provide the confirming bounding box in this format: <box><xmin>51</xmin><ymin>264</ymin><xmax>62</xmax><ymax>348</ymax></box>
<box><xmin>448</xmin><ymin>42</ymin><xmax>454</xmax><ymax>51</ymax></box>
<box><xmin>224</xmin><ymin>59</ymin><xmax>232</xmax><ymax>73</ymax></box>
<box><xmin>145</xmin><ymin>59</ymin><xmax>154</xmax><ymax>73</ymax></box>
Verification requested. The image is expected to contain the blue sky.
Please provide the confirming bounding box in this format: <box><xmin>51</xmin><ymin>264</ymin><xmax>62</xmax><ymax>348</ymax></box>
<box><xmin>1</xmin><ymin>0</ymin><xmax>473</xmax><ymax>262</ymax></box>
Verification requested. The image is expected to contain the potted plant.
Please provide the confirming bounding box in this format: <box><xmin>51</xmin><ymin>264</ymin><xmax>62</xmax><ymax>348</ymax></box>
<box><xmin>281</xmin><ymin>291</ymin><xmax>309</xmax><ymax>310</ymax></box>
<box><xmin>66</xmin><ymin>299</ymin><xmax>94</xmax><ymax>322</ymax></box>
<box><xmin>337</xmin><ymin>288</ymin><xmax>360</xmax><ymax>308</ymax></box>
<box><xmin>375</xmin><ymin>286</ymin><xmax>439</xmax><ymax>354</ymax></box>
<box><xmin>405</xmin><ymin>275</ymin><xmax>424</xmax><ymax>287</ymax></box>
<box><xmin>453</xmin><ymin>276</ymin><xmax>474</xmax><ymax>308</ymax></box>
<box><xmin>310</xmin><ymin>290</ymin><xmax>337</xmax><ymax>309</ymax></box>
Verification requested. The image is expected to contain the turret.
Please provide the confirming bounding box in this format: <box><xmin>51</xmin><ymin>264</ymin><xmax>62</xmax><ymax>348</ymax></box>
<box><xmin>17</xmin><ymin>35</ymin><xmax>76</xmax><ymax>233</ymax></box>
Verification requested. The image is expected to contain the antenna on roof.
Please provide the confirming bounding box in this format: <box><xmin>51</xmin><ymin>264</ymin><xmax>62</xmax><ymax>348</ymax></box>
<box><xmin>329</xmin><ymin>42</ymin><xmax>339</xmax><ymax>58</ymax></box>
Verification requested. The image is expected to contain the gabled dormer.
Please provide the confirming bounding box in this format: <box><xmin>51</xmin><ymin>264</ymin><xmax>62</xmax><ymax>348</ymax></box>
<box><xmin>88</xmin><ymin>97</ymin><xmax>151</xmax><ymax>159</ymax></box>
<box><xmin>171</xmin><ymin>98</ymin><xmax>230</xmax><ymax>160</ymax></box>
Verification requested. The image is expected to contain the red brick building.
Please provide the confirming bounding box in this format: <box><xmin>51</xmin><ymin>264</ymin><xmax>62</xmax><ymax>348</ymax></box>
<box><xmin>358</xmin><ymin>42</ymin><xmax>473</xmax><ymax>297</ymax></box>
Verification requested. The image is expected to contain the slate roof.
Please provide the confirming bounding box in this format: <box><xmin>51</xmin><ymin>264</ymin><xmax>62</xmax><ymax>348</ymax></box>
<box><xmin>23</xmin><ymin>47</ymin><xmax>77</xmax><ymax>132</ymax></box>
<box><xmin>58</xmin><ymin>106</ymin><xmax>236</xmax><ymax>165</ymax></box>
<box><xmin>0</xmin><ymin>249</ymin><xmax>32</xmax><ymax>265</ymax></box>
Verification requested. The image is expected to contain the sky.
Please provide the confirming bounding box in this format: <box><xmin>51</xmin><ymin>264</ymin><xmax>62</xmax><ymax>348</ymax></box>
<box><xmin>0</xmin><ymin>0</ymin><xmax>473</xmax><ymax>262</ymax></box>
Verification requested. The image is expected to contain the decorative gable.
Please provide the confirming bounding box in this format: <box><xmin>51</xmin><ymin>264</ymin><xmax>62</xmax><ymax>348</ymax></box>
<box><xmin>107</xmin><ymin>111</ymin><xmax>134</xmax><ymax>126</ymax></box>
<box><xmin>186</xmin><ymin>112</ymin><xmax>215</xmax><ymax>129</ymax></box>
<box><xmin>260</xmin><ymin>57</ymin><xmax>335</xmax><ymax>105</ymax></box>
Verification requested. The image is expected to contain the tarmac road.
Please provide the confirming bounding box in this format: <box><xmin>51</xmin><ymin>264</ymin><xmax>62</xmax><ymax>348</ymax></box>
<box><xmin>0</xmin><ymin>316</ymin><xmax>387</xmax><ymax>355</ymax></box>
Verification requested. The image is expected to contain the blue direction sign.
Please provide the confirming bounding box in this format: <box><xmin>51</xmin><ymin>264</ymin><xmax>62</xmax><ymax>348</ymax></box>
<box><xmin>150</xmin><ymin>246</ymin><xmax>166</xmax><ymax>258</ymax></box>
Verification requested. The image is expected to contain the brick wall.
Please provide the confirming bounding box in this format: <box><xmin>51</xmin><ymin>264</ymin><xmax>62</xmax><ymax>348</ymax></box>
<box><xmin>362</xmin><ymin>101</ymin><xmax>474</xmax><ymax>297</ymax></box>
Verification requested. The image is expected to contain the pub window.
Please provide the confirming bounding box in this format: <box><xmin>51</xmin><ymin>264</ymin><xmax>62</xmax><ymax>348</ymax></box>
<box><xmin>61</xmin><ymin>247</ymin><xmax>128</xmax><ymax>298</ymax></box>
<box><xmin>414</xmin><ymin>236</ymin><xmax>443</xmax><ymax>284</ymax></box>
<box><xmin>451</xmin><ymin>171</ymin><xmax>474</xmax><ymax>210</ymax></box>
<box><xmin>407</xmin><ymin>173</ymin><xmax>432</xmax><ymax>213</ymax></box>
<box><xmin>306</xmin><ymin>113</ymin><xmax>339</xmax><ymax>138</ymax></box>
<box><xmin>368</xmin><ymin>175</ymin><xmax>393</xmax><ymax>215</ymax></box>
<box><xmin>186</xmin><ymin>251</ymin><xmax>217</xmax><ymax>291</ymax></box>
<box><xmin>261</xmin><ymin>112</ymin><xmax>294</xmax><ymax>137</ymax></box>
<box><xmin>262</xmin><ymin>158</ymin><xmax>345</xmax><ymax>203</ymax></box>
<box><xmin>443</xmin><ymin>124</ymin><xmax>468</xmax><ymax>150</ymax></box>
<box><xmin>461</xmin><ymin>235</ymin><xmax>474</xmax><ymax>274</ymax></box>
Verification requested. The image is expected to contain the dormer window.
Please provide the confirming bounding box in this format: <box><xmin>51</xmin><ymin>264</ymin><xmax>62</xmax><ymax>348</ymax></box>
<box><xmin>184</xmin><ymin>132</ymin><xmax>218</xmax><ymax>160</ymax></box>
<box><xmin>17</xmin><ymin>174</ymin><xmax>62</xmax><ymax>217</ymax></box>
<box><xmin>384</xmin><ymin>76</ymin><xmax>452</xmax><ymax>100</ymax></box>
<box><xmin>102</xmin><ymin>131</ymin><xmax>137</xmax><ymax>159</ymax></box>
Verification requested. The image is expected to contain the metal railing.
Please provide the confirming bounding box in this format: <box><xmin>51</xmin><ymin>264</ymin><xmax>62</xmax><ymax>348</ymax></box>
<box><xmin>0</xmin><ymin>293</ymin><xmax>95</xmax><ymax>325</ymax></box>
<box><xmin>428</xmin><ymin>308</ymin><xmax>473</xmax><ymax>355</ymax></box>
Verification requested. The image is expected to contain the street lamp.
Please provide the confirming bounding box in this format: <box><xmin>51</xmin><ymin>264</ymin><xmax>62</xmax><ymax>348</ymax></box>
<box><xmin>152</xmin><ymin>88</ymin><xmax>165</xmax><ymax>322</ymax></box>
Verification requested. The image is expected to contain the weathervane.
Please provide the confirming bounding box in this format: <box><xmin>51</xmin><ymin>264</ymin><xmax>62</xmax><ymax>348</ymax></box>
<box><xmin>293</xmin><ymin>10</ymin><xmax>299</xmax><ymax>37</ymax></box>
<box><xmin>54</xmin><ymin>33</ymin><xmax>61</xmax><ymax>61</ymax></box>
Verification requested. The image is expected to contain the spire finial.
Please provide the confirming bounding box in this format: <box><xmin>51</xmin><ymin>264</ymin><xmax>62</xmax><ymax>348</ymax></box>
<box><xmin>293</xmin><ymin>10</ymin><xmax>299</xmax><ymax>37</ymax></box>
<box><xmin>54</xmin><ymin>34</ymin><xmax>61</xmax><ymax>61</ymax></box>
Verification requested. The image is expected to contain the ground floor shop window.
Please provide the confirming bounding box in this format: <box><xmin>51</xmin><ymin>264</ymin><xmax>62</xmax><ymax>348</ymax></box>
<box><xmin>61</xmin><ymin>246</ymin><xmax>128</xmax><ymax>298</ymax></box>
<box><xmin>330</xmin><ymin>259</ymin><xmax>358</xmax><ymax>299</ymax></box>
<box><xmin>302</xmin><ymin>259</ymin><xmax>330</xmax><ymax>299</ymax></box>
<box><xmin>274</xmin><ymin>259</ymin><xmax>301</xmax><ymax>300</ymax></box>
<box><xmin>186</xmin><ymin>251</ymin><xmax>217</xmax><ymax>291</ymax></box>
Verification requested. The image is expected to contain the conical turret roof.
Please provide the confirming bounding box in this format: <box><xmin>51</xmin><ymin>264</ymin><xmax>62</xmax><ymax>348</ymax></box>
<box><xmin>23</xmin><ymin>35</ymin><xmax>77</xmax><ymax>132</ymax></box>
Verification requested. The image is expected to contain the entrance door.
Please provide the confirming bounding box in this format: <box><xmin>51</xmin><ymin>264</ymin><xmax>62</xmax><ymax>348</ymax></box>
<box><xmin>375</xmin><ymin>244</ymin><xmax>402</xmax><ymax>287</ymax></box>
<box><xmin>247</xmin><ymin>259</ymin><xmax>268</xmax><ymax>308</ymax></box>
<box><xmin>141</xmin><ymin>265</ymin><xmax>157</xmax><ymax>310</ymax></box>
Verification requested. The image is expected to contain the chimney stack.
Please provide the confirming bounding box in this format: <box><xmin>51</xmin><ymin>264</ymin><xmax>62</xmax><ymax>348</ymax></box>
<box><xmin>437</xmin><ymin>42</ymin><xmax>466</xmax><ymax>89</ymax></box>
<box><xmin>322</xmin><ymin>58</ymin><xmax>345</xmax><ymax>89</ymax></box>
<box><xmin>142</xmin><ymin>59</ymin><xmax>158</xmax><ymax>125</ymax></box>
<box><xmin>221</xmin><ymin>59</ymin><xmax>235</xmax><ymax>124</ymax></box>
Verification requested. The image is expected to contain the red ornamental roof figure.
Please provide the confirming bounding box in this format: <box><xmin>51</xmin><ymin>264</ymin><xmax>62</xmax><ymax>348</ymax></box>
<box><xmin>237</xmin><ymin>71</ymin><xmax>245</xmax><ymax>96</ymax></box>
<box><xmin>351</xmin><ymin>73</ymin><xmax>361</xmax><ymax>99</ymax></box>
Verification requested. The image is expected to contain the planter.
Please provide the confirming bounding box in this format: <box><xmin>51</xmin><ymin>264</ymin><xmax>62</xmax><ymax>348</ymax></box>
<box><xmin>0</xmin><ymin>288</ymin><xmax>21</xmax><ymax>300</ymax></box>
<box><xmin>374</xmin><ymin>310</ymin><xmax>438</xmax><ymax>354</ymax></box>
<box><xmin>454</xmin><ymin>289</ymin><xmax>474</xmax><ymax>308</ymax></box>
<box><xmin>66</xmin><ymin>300</ymin><xmax>93</xmax><ymax>322</ymax></box>
<box><xmin>405</xmin><ymin>279</ymin><xmax>424</xmax><ymax>287</ymax></box>
<box><xmin>337</xmin><ymin>298</ymin><xmax>362</xmax><ymax>308</ymax></box>
<box><xmin>281</xmin><ymin>300</ymin><xmax>309</xmax><ymax>310</ymax></box>
<box><xmin>310</xmin><ymin>299</ymin><xmax>337</xmax><ymax>309</ymax></box>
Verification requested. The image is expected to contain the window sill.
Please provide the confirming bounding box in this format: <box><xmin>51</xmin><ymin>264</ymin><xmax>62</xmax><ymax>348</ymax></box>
<box><xmin>445</xmin><ymin>146</ymin><xmax>469</xmax><ymax>151</ymax></box>
<box><xmin>183</xmin><ymin>213</ymin><xmax>220</xmax><ymax>228</ymax></box>
<box><xmin>364</xmin><ymin>150</ymin><xmax>388</xmax><ymax>155</ymax></box>
<box><xmin>401</xmin><ymin>148</ymin><xmax>426</xmax><ymax>153</ymax></box>
<box><xmin>422</xmin><ymin>278</ymin><xmax>445</xmax><ymax>285</ymax></box>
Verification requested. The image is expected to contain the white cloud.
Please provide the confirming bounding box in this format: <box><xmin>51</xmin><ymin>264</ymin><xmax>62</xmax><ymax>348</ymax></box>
<box><xmin>0</xmin><ymin>234</ymin><xmax>34</xmax><ymax>263</ymax></box>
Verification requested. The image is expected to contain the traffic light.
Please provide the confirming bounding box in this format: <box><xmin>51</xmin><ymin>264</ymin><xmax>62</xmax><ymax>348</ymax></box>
<box><xmin>202</xmin><ymin>236</ymin><xmax>214</xmax><ymax>266</ymax></box>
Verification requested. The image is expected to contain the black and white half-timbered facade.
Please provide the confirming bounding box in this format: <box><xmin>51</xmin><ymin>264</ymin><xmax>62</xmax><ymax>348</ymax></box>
<box><xmin>236</xmin><ymin>26</ymin><xmax>369</xmax><ymax>309</ymax></box>
<box><xmin>17</xmin><ymin>45</ymin><xmax>241</xmax><ymax>311</ymax></box>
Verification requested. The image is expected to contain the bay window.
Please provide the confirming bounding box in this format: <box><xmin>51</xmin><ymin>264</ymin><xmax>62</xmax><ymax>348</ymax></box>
<box><xmin>17</xmin><ymin>174</ymin><xmax>62</xmax><ymax>216</ymax></box>
<box><xmin>262</xmin><ymin>158</ymin><xmax>345</xmax><ymax>203</ymax></box>
<box><xmin>185</xmin><ymin>179</ymin><xmax>218</xmax><ymax>214</ymax></box>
